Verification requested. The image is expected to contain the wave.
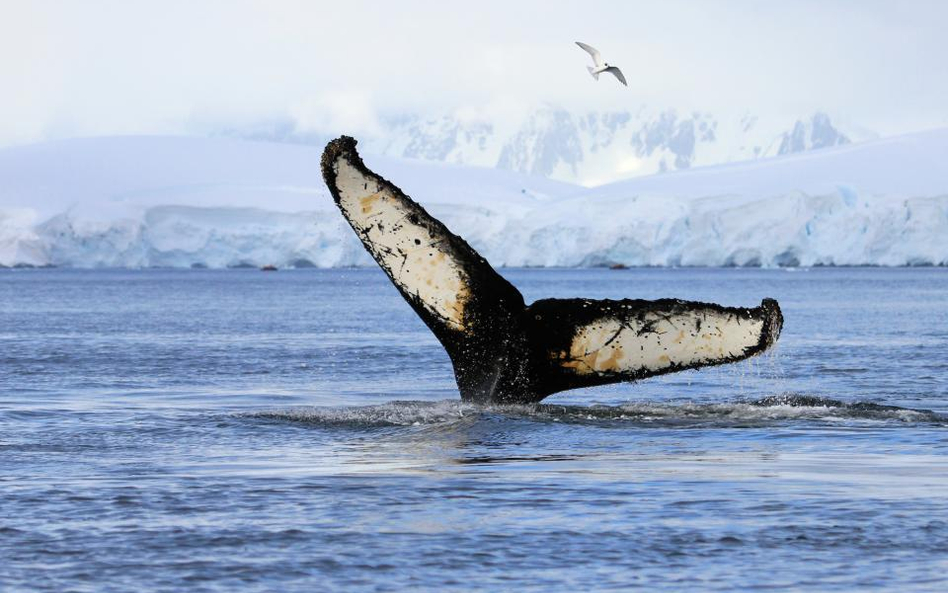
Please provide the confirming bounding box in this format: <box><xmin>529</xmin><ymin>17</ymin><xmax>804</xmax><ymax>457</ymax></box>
<box><xmin>246</xmin><ymin>394</ymin><xmax>945</xmax><ymax>429</ymax></box>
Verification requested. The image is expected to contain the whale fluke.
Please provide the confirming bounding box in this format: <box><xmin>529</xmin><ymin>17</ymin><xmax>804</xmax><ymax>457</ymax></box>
<box><xmin>321</xmin><ymin>136</ymin><xmax>783</xmax><ymax>404</ymax></box>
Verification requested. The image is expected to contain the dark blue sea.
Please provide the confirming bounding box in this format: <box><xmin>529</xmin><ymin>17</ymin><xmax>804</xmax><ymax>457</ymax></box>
<box><xmin>2</xmin><ymin>267</ymin><xmax>947</xmax><ymax>592</ymax></box>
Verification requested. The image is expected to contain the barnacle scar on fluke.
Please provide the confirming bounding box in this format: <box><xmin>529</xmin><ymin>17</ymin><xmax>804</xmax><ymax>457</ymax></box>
<box><xmin>321</xmin><ymin>136</ymin><xmax>784</xmax><ymax>404</ymax></box>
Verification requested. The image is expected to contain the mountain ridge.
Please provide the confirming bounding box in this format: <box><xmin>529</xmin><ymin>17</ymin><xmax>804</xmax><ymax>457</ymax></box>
<box><xmin>211</xmin><ymin>105</ymin><xmax>873</xmax><ymax>186</ymax></box>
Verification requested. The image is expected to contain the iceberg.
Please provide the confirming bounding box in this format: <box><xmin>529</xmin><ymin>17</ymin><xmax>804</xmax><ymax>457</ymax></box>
<box><xmin>0</xmin><ymin>131</ymin><xmax>946</xmax><ymax>268</ymax></box>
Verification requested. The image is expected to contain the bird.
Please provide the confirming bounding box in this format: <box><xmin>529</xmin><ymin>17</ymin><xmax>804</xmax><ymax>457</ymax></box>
<box><xmin>576</xmin><ymin>41</ymin><xmax>627</xmax><ymax>86</ymax></box>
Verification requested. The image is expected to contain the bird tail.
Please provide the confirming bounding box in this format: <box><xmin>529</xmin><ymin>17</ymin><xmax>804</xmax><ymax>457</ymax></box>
<box><xmin>587</xmin><ymin>66</ymin><xmax>599</xmax><ymax>80</ymax></box>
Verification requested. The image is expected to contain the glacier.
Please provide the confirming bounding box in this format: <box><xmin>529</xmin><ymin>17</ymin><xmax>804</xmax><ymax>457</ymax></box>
<box><xmin>0</xmin><ymin>131</ymin><xmax>946</xmax><ymax>269</ymax></box>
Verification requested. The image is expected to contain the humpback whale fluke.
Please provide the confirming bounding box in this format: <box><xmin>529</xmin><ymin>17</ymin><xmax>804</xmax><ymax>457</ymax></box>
<box><xmin>321</xmin><ymin>136</ymin><xmax>783</xmax><ymax>404</ymax></box>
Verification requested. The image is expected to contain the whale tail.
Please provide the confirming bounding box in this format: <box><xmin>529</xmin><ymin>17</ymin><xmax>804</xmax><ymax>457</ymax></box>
<box><xmin>320</xmin><ymin>136</ymin><xmax>783</xmax><ymax>404</ymax></box>
<box><xmin>587</xmin><ymin>66</ymin><xmax>600</xmax><ymax>80</ymax></box>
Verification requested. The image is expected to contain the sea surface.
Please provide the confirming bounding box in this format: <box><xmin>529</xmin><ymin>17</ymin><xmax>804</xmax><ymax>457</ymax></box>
<box><xmin>2</xmin><ymin>267</ymin><xmax>947</xmax><ymax>592</ymax></box>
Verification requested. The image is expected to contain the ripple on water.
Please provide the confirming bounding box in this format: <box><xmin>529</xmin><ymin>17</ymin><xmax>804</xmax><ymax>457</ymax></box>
<box><xmin>3</xmin><ymin>268</ymin><xmax>948</xmax><ymax>592</ymax></box>
<box><xmin>246</xmin><ymin>393</ymin><xmax>946</xmax><ymax>430</ymax></box>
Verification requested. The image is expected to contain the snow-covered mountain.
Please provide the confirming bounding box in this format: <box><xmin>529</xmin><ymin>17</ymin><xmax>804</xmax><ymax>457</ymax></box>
<box><xmin>1</xmin><ymin>129</ymin><xmax>945</xmax><ymax>269</ymax></box>
<box><xmin>219</xmin><ymin>106</ymin><xmax>871</xmax><ymax>186</ymax></box>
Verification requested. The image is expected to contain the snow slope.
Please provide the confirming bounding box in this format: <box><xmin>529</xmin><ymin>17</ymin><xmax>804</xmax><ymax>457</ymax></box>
<box><xmin>518</xmin><ymin>129</ymin><xmax>947</xmax><ymax>267</ymax></box>
<box><xmin>0</xmin><ymin>136</ymin><xmax>573</xmax><ymax>268</ymax></box>
<box><xmin>0</xmin><ymin>131</ymin><xmax>946</xmax><ymax>268</ymax></box>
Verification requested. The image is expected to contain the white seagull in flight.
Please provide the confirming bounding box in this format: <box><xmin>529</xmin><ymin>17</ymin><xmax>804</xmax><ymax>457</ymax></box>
<box><xmin>576</xmin><ymin>41</ymin><xmax>627</xmax><ymax>86</ymax></box>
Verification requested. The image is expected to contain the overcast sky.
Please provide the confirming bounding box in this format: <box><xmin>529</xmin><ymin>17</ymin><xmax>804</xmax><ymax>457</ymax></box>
<box><xmin>2</xmin><ymin>0</ymin><xmax>946</xmax><ymax>147</ymax></box>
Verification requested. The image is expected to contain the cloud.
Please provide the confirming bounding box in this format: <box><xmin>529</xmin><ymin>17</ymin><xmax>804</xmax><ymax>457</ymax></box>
<box><xmin>289</xmin><ymin>91</ymin><xmax>383</xmax><ymax>136</ymax></box>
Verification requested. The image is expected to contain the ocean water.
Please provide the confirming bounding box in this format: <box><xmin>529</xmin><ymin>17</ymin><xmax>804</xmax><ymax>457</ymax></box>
<box><xmin>1</xmin><ymin>267</ymin><xmax>946</xmax><ymax>592</ymax></box>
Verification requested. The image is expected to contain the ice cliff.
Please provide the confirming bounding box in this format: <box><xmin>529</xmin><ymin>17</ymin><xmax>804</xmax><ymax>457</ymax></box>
<box><xmin>1</xmin><ymin>131</ymin><xmax>945</xmax><ymax>268</ymax></box>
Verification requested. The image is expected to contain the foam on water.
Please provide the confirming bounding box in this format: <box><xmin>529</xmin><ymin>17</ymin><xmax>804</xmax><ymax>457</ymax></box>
<box><xmin>249</xmin><ymin>400</ymin><xmax>477</xmax><ymax>427</ymax></box>
<box><xmin>249</xmin><ymin>394</ymin><xmax>945</xmax><ymax>429</ymax></box>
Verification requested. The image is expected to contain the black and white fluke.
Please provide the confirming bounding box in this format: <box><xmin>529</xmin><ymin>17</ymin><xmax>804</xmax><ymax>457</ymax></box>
<box><xmin>321</xmin><ymin>136</ymin><xmax>783</xmax><ymax>404</ymax></box>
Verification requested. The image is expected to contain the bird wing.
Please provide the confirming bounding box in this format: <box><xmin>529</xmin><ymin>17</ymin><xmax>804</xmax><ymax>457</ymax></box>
<box><xmin>321</xmin><ymin>136</ymin><xmax>525</xmax><ymax>342</ymax></box>
<box><xmin>605</xmin><ymin>66</ymin><xmax>627</xmax><ymax>86</ymax></box>
<box><xmin>575</xmin><ymin>41</ymin><xmax>603</xmax><ymax>66</ymax></box>
<box><xmin>526</xmin><ymin>297</ymin><xmax>782</xmax><ymax>395</ymax></box>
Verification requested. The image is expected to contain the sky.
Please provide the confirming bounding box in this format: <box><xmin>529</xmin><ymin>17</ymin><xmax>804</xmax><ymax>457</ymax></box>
<box><xmin>2</xmin><ymin>0</ymin><xmax>947</xmax><ymax>147</ymax></box>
